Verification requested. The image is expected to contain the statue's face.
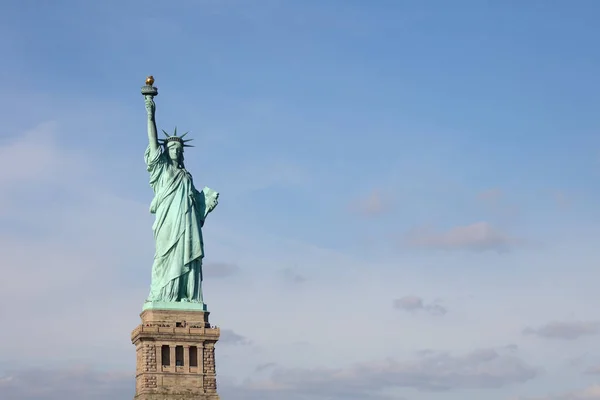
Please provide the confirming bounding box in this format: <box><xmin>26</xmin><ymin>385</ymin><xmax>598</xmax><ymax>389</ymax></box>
<box><xmin>167</xmin><ymin>142</ymin><xmax>183</xmax><ymax>163</ymax></box>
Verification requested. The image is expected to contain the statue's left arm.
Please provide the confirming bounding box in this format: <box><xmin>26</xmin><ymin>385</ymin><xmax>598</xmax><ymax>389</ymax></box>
<box><xmin>193</xmin><ymin>187</ymin><xmax>219</xmax><ymax>226</ymax></box>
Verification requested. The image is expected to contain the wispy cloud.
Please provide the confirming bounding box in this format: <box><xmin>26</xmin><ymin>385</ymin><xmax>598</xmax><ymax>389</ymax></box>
<box><xmin>203</xmin><ymin>262</ymin><xmax>241</xmax><ymax>278</ymax></box>
<box><xmin>281</xmin><ymin>267</ymin><xmax>307</xmax><ymax>284</ymax></box>
<box><xmin>240</xmin><ymin>347</ymin><xmax>537</xmax><ymax>397</ymax></box>
<box><xmin>0</xmin><ymin>123</ymin><xmax>152</xmax><ymax>363</ymax></box>
<box><xmin>0</xmin><ymin>367</ymin><xmax>134</xmax><ymax>400</ymax></box>
<box><xmin>552</xmin><ymin>190</ymin><xmax>573</xmax><ymax>209</ymax></box>
<box><xmin>584</xmin><ymin>365</ymin><xmax>600</xmax><ymax>375</ymax></box>
<box><xmin>511</xmin><ymin>384</ymin><xmax>600</xmax><ymax>400</ymax></box>
<box><xmin>476</xmin><ymin>188</ymin><xmax>520</xmax><ymax>219</ymax></box>
<box><xmin>255</xmin><ymin>362</ymin><xmax>278</xmax><ymax>372</ymax></box>
<box><xmin>2</xmin><ymin>345</ymin><xmax>538</xmax><ymax>400</ymax></box>
<box><xmin>477</xmin><ymin>188</ymin><xmax>503</xmax><ymax>203</ymax></box>
<box><xmin>523</xmin><ymin>321</ymin><xmax>600</xmax><ymax>340</ymax></box>
<box><xmin>403</xmin><ymin>222</ymin><xmax>517</xmax><ymax>252</ymax></box>
<box><xmin>220</xmin><ymin>329</ymin><xmax>252</xmax><ymax>345</ymax></box>
<box><xmin>349</xmin><ymin>190</ymin><xmax>392</xmax><ymax>217</ymax></box>
<box><xmin>0</xmin><ymin>122</ymin><xmax>88</xmax><ymax>213</ymax></box>
<box><xmin>393</xmin><ymin>295</ymin><xmax>448</xmax><ymax>316</ymax></box>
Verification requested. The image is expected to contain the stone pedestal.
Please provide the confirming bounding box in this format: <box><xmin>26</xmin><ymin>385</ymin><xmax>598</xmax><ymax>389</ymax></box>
<box><xmin>131</xmin><ymin>308</ymin><xmax>220</xmax><ymax>399</ymax></box>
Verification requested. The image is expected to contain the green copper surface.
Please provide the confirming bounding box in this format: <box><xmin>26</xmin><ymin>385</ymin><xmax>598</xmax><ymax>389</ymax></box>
<box><xmin>141</xmin><ymin>81</ymin><xmax>219</xmax><ymax>311</ymax></box>
<box><xmin>142</xmin><ymin>301</ymin><xmax>208</xmax><ymax>312</ymax></box>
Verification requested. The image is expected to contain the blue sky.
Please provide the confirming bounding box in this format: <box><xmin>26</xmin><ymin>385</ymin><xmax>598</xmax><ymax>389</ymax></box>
<box><xmin>2</xmin><ymin>1</ymin><xmax>600</xmax><ymax>399</ymax></box>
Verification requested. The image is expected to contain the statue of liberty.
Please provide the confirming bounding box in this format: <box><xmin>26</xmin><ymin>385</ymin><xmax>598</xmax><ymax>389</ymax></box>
<box><xmin>141</xmin><ymin>76</ymin><xmax>219</xmax><ymax>310</ymax></box>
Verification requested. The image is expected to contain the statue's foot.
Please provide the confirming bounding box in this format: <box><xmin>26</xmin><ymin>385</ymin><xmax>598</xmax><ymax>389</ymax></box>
<box><xmin>180</xmin><ymin>298</ymin><xmax>190</xmax><ymax>302</ymax></box>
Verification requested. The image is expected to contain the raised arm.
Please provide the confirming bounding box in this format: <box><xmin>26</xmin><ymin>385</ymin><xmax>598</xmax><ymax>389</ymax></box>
<box><xmin>145</xmin><ymin>96</ymin><xmax>159</xmax><ymax>154</ymax></box>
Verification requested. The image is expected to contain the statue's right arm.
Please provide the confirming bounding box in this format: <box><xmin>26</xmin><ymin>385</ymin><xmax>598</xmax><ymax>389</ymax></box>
<box><xmin>145</xmin><ymin>96</ymin><xmax>159</xmax><ymax>154</ymax></box>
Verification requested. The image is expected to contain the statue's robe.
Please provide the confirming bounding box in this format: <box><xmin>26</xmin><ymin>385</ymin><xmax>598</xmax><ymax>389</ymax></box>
<box><xmin>144</xmin><ymin>145</ymin><xmax>218</xmax><ymax>303</ymax></box>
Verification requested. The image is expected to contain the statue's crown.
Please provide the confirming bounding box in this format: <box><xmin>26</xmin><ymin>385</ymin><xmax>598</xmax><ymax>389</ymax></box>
<box><xmin>158</xmin><ymin>127</ymin><xmax>194</xmax><ymax>147</ymax></box>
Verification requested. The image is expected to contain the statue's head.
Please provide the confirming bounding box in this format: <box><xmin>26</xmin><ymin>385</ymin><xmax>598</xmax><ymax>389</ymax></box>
<box><xmin>159</xmin><ymin>128</ymin><xmax>193</xmax><ymax>167</ymax></box>
<box><xmin>167</xmin><ymin>141</ymin><xmax>184</xmax><ymax>164</ymax></box>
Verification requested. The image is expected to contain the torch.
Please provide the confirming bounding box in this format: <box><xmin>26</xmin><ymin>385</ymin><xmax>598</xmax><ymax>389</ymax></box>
<box><xmin>141</xmin><ymin>75</ymin><xmax>158</xmax><ymax>98</ymax></box>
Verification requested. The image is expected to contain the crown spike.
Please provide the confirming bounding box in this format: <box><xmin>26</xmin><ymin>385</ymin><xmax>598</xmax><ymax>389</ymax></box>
<box><xmin>159</xmin><ymin>127</ymin><xmax>194</xmax><ymax>147</ymax></box>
